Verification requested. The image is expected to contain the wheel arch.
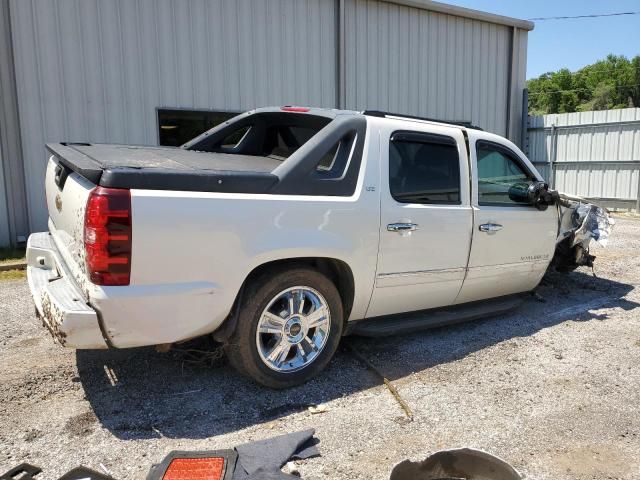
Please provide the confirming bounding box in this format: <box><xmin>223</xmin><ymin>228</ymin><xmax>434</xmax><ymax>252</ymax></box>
<box><xmin>213</xmin><ymin>257</ymin><xmax>355</xmax><ymax>342</ymax></box>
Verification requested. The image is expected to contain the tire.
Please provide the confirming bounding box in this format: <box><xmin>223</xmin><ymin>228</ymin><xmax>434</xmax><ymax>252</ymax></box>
<box><xmin>225</xmin><ymin>267</ymin><xmax>343</xmax><ymax>388</ymax></box>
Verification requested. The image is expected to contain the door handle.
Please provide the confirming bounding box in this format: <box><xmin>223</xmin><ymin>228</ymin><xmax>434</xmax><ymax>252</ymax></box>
<box><xmin>387</xmin><ymin>222</ymin><xmax>418</xmax><ymax>232</ymax></box>
<box><xmin>479</xmin><ymin>223</ymin><xmax>503</xmax><ymax>233</ymax></box>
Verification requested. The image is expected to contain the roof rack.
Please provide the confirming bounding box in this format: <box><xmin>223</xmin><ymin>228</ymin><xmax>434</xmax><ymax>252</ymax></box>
<box><xmin>362</xmin><ymin>110</ymin><xmax>483</xmax><ymax>130</ymax></box>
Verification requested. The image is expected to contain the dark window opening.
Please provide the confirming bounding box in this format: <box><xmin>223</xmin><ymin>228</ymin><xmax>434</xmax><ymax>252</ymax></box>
<box><xmin>158</xmin><ymin>109</ymin><xmax>239</xmax><ymax>147</ymax></box>
<box><xmin>221</xmin><ymin>126</ymin><xmax>251</xmax><ymax>149</ymax></box>
<box><xmin>389</xmin><ymin>131</ymin><xmax>461</xmax><ymax>204</ymax></box>
<box><xmin>186</xmin><ymin>112</ymin><xmax>332</xmax><ymax>161</ymax></box>
<box><xmin>476</xmin><ymin>141</ymin><xmax>535</xmax><ymax>206</ymax></box>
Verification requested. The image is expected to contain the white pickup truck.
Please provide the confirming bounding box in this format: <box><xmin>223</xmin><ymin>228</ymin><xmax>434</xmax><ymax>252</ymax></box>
<box><xmin>27</xmin><ymin>106</ymin><xmax>609</xmax><ymax>388</ymax></box>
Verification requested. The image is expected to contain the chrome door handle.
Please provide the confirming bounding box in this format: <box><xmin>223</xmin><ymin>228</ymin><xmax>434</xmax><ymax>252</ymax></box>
<box><xmin>387</xmin><ymin>222</ymin><xmax>418</xmax><ymax>232</ymax></box>
<box><xmin>479</xmin><ymin>223</ymin><xmax>503</xmax><ymax>233</ymax></box>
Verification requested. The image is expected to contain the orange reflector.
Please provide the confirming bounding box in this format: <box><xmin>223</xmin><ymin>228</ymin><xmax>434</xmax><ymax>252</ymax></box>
<box><xmin>162</xmin><ymin>457</ymin><xmax>225</xmax><ymax>480</ymax></box>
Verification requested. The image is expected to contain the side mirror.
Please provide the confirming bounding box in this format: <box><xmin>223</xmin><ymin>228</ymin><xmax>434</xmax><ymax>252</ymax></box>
<box><xmin>508</xmin><ymin>182</ymin><xmax>532</xmax><ymax>204</ymax></box>
<box><xmin>508</xmin><ymin>181</ymin><xmax>559</xmax><ymax>211</ymax></box>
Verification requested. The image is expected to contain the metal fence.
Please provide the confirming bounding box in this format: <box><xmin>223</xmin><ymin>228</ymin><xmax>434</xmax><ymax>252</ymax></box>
<box><xmin>527</xmin><ymin>108</ymin><xmax>640</xmax><ymax>210</ymax></box>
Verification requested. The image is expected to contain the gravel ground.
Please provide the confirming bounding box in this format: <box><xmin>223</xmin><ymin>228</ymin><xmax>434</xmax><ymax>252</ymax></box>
<box><xmin>1</xmin><ymin>217</ymin><xmax>640</xmax><ymax>480</ymax></box>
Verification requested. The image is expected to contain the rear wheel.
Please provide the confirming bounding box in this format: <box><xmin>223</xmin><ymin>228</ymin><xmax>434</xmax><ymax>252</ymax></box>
<box><xmin>225</xmin><ymin>268</ymin><xmax>343</xmax><ymax>388</ymax></box>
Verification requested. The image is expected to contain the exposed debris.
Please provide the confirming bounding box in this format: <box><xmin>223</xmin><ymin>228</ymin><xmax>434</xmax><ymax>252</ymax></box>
<box><xmin>307</xmin><ymin>404</ymin><xmax>329</xmax><ymax>415</ymax></box>
<box><xmin>169</xmin><ymin>336</ymin><xmax>226</xmax><ymax>368</ymax></box>
<box><xmin>552</xmin><ymin>194</ymin><xmax>615</xmax><ymax>273</ymax></box>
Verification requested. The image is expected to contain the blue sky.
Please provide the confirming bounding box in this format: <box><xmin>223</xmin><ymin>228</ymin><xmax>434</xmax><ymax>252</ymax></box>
<box><xmin>444</xmin><ymin>0</ymin><xmax>640</xmax><ymax>79</ymax></box>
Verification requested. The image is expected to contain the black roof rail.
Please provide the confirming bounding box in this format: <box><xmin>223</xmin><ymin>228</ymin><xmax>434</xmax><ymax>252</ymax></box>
<box><xmin>362</xmin><ymin>110</ymin><xmax>483</xmax><ymax>130</ymax></box>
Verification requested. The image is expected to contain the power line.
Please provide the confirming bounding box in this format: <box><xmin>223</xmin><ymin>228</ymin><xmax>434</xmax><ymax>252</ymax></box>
<box><xmin>528</xmin><ymin>11</ymin><xmax>640</xmax><ymax>21</ymax></box>
<box><xmin>528</xmin><ymin>84</ymin><xmax>640</xmax><ymax>96</ymax></box>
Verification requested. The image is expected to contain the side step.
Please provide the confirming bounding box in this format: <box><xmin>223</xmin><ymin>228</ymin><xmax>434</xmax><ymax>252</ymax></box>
<box><xmin>348</xmin><ymin>294</ymin><xmax>526</xmax><ymax>337</ymax></box>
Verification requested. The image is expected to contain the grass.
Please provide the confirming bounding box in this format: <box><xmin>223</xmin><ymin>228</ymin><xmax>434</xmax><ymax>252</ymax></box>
<box><xmin>0</xmin><ymin>269</ymin><xmax>26</xmax><ymax>281</ymax></box>
<box><xmin>0</xmin><ymin>247</ymin><xmax>26</xmax><ymax>266</ymax></box>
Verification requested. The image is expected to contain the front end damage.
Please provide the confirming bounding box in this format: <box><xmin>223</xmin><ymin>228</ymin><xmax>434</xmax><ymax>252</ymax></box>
<box><xmin>551</xmin><ymin>194</ymin><xmax>615</xmax><ymax>272</ymax></box>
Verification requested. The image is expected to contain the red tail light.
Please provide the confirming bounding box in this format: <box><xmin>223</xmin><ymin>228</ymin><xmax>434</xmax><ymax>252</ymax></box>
<box><xmin>84</xmin><ymin>187</ymin><xmax>132</xmax><ymax>286</ymax></box>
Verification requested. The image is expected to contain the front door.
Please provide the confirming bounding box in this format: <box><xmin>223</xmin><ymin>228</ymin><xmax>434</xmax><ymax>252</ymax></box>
<box><xmin>455</xmin><ymin>132</ymin><xmax>557</xmax><ymax>304</ymax></box>
<box><xmin>366</xmin><ymin>122</ymin><xmax>473</xmax><ymax>318</ymax></box>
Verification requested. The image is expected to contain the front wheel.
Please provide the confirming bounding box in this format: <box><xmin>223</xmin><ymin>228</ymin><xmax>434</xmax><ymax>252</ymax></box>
<box><xmin>225</xmin><ymin>268</ymin><xmax>343</xmax><ymax>388</ymax></box>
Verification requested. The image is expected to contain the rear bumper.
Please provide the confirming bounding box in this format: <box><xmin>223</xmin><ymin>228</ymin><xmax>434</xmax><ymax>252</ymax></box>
<box><xmin>26</xmin><ymin>232</ymin><xmax>108</xmax><ymax>349</ymax></box>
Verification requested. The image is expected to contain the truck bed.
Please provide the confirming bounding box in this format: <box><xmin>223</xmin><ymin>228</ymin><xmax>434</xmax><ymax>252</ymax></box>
<box><xmin>46</xmin><ymin>143</ymin><xmax>281</xmax><ymax>193</ymax></box>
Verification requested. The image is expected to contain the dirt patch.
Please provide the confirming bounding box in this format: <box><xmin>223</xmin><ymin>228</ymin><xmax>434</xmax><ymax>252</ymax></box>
<box><xmin>64</xmin><ymin>412</ymin><xmax>98</xmax><ymax>438</ymax></box>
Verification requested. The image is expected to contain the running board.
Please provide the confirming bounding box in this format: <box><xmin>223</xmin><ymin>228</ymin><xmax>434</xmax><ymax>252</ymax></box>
<box><xmin>347</xmin><ymin>294</ymin><xmax>526</xmax><ymax>337</ymax></box>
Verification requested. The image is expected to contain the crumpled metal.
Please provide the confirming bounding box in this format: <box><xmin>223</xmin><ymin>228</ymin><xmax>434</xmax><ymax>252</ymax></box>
<box><xmin>570</xmin><ymin>203</ymin><xmax>615</xmax><ymax>248</ymax></box>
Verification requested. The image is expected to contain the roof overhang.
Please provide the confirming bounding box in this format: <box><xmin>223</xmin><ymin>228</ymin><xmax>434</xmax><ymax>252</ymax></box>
<box><xmin>382</xmin><ymin>0</ymin><xmax>535</xmax><ymax>31</ymax></box>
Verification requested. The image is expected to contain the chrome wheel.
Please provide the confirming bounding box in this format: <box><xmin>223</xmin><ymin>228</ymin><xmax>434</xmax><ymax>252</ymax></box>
<box><xmin>256</xmin><ymin>286</ymin><xmax>331</xmax><ymax>373</ymax></box>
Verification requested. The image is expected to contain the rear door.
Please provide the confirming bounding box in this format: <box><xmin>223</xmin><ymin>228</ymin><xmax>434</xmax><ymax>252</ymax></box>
<box><xmin>366</xmin><ymin>121</ymin><xmax>473</xmax><ymax>318</ymax></box>
<box><xmin>455</xmin><ymin>132</ymin><xmax>557</xmax><ymax>304</ymax></box>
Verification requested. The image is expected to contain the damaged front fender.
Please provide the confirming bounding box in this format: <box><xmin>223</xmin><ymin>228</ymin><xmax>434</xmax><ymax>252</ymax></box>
<box><xmin>551</xmin><ymin>194</ymin><xmax>615</xmax><ymax>272</ymax></box>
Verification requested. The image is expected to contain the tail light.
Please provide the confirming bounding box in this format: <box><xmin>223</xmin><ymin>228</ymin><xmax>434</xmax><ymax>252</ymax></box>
<box><xmin>84</xmin><ymin>187</ymin><xmax>132</xmax><ymax>286</ymax></box>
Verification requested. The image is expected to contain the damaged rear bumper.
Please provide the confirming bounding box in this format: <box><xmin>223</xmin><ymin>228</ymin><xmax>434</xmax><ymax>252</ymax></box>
<box><xmin>26</xmin><ymin>232</ymin><xmax>108</xmax><ymax>349</ymax></box>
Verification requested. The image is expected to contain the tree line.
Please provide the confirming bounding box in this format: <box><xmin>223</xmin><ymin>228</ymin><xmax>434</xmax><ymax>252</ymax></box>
<box><xmin>527</xmin><ymin>54</ymin><xmax>640</xmax><ymax>115</ymax></box>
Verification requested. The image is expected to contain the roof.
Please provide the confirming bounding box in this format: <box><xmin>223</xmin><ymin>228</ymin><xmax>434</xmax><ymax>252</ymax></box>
<box><xmin>383</xmin><ymin>0</ymin><xmax>535</xmax><ymax>31</ymax></box>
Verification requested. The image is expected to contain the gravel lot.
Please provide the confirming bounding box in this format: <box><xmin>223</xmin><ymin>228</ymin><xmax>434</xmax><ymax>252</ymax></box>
<box><xmin>1</xmin><ymin>217</ymin><xmax>640</xmax><ymax>480</ymax></box>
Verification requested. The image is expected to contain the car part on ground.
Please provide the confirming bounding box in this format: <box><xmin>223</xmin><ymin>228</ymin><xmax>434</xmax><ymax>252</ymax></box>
<box><xmin>2</xmin><ymin>430</ymin><xmax>320</xmax><ymax>480</ymax></box>
<box><xmin>389</xmin><ymin>448</ymin><xmax>522</xmax><ymax>480</ymax></box>
<box><xmin>0</xmin><ymin>463</ymin><xmax>42</xmax><ymax>480</ymax></box>
<box><xmin>552</xmin><ymin>194</ymin><xmax>615</xmax><ymax>272</ymax></box>
<box><xmin>57</xmin><ymin>466</ymin><xmax>114</xmax><ymax>480</ymax></box>
<box><xmin>146</xmin><ymin>450</ymin><xmax>236</xmax><ymax>480</ymax></box>
<box><xmin>0</xmin><ymin>464</ymin><xmax>114</xmax><ymax>480</ymax></box>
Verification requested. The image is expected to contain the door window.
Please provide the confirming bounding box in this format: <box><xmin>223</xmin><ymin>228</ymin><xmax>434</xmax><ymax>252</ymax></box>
<box><xmin>389</xmin><ymin>132</ymin><xmax>460</xmax><ymax>204</ymax></box>
<box><xmin>476</xmin><ymin>141</ymin><xmax>535</xmax><ymax>206</ymax></box>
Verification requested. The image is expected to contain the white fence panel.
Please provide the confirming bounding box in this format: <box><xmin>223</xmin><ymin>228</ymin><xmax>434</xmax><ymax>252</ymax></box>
<box><xmin>527</xmin><ymin>108</ymin><xmax>640</xmax><ymax>210</ymax></box>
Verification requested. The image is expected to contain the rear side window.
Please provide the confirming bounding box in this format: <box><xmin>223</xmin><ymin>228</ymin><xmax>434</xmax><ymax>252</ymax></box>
<box><xmin>476</xmin><ymin>141</ymin><xmax>535</xmax><ymax>206</ymax></box>
<box><xmin>389</xmin><ymin>131</ymin><xmax>460</xmax><ymax>204</ymax></box>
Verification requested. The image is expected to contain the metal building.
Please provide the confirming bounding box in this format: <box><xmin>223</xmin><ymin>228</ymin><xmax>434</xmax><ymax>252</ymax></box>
<box><xmin>0</xmin><ymin>0</ymin><xmax>533</xmax><ymax>247</ymax></box>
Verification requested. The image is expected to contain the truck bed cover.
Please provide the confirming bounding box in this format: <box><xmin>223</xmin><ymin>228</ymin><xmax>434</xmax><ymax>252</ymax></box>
<box><xmin>46</xmin><ymin>143</ymin><xmax>281</xmax><ymax>193</ymax></box>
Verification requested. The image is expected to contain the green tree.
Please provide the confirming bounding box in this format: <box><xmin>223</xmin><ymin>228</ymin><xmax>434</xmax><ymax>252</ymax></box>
<box><xmin>527</xmin><ymin>54</ymin><xmax>640</xmax><ymax>114</ymax></box>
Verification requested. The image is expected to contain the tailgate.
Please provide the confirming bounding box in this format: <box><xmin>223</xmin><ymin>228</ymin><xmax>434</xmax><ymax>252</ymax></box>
<box><xmin>44</xmin><ymin>154</ymin><xmax>95</xmax><ymax>294</ymax></box>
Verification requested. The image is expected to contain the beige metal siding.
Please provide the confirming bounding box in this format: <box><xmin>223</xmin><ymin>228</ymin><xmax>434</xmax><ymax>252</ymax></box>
<box><xmin>0</xmin><ymin>146</ymin><xmax>9</xmax><ymax>247</ymax></box>
<box><xmin>509</xmin><ymin>28</ymin><xmax>528</xmax><ymax>143</ymax></box>
<box><xmin>528</xmin><ymin>108</ymin><xmax>640</xmax><ymax>204</ymax></box>
<box><xmin>0</xmin><ymin>0</ymin><xmax>28</xmax><ymax>245</ymax></box>
<box><xmin>342</xmin><ymin>0</ymin><xmax>519</xmax><ymax>138</ymax></box>
<box><xmin>9</xmin><ymin>0</ymin><xmax>337</xmax><ymax>231</ymax></box>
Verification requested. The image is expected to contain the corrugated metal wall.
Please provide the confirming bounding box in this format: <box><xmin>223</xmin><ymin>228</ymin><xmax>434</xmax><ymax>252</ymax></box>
<box><xmin>342</xmin><ymin>0</ymin><xmax>527</xmax><ymax>140</ymax></box>
<box><xmin>0</xmin><ymin>144</ymin><xmax>9</xmax><ymax>247</ymax></box>
<box><xmin>3</xmin><ymin>0</ymin><xmax>529</xmax><ymax>238</ymax></box>
<box><xmin>9</xmin><ymin>0</ymin><xmax>338</xmax><ymax>231</ymax></box>
<box><xmin>528</xmin><ymin>108</ymin><xmax>640</xmax><ymax>207</ymax></box>
<box><xmin>0</xmin><ymin>0</ymin><xmax>29</xmax><ymax>246</ymax></box>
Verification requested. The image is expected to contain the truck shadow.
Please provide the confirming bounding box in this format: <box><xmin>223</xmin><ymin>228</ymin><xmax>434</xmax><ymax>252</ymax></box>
<box><xmin>76</xmin><ymin>269</ymin><xmax>638</xmax><ymax>440</ymax></box>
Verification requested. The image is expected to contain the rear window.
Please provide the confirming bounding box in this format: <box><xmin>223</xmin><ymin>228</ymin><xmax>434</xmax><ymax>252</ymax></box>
<box><xmin>389</xmin><ymin>131</ymin><xmax>461</xmax><ymax>204</ymax></box>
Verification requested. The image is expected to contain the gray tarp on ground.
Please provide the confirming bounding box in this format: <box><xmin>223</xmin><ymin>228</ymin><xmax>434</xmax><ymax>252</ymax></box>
<box><xmin>233</xmin><ymin>428</ymin><xmax>320</xmax><ymax>480</ymax></box>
